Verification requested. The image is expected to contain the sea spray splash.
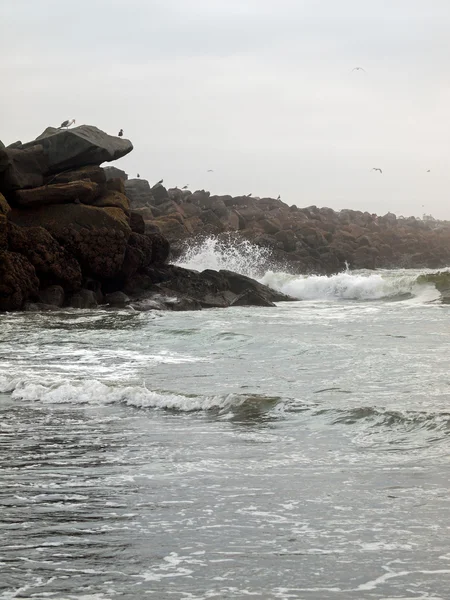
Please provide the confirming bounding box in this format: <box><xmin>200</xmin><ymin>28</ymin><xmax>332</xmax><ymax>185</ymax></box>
<box><xmin>175</xmin><ymin>235</ymin><xmax>273</xmax><ymax>279</ymax></box>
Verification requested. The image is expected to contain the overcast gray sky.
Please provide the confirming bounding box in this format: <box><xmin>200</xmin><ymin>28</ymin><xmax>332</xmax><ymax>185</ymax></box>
<box><xmin>2</xmin><ymin>0</ymin><xmax>450</xmax><ymax>217</ymax></box>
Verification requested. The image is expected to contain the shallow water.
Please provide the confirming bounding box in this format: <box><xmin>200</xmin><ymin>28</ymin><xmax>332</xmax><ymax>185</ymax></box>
<box><xmin>1</xmin><ymin>266</ymin><xmax>450</xmax><ymax>599</ymax></box>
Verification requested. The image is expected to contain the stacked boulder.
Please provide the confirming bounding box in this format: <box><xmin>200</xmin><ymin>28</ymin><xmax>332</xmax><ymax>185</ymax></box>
<box><xmin>0</xmin><ymin>126</ymin><xmax>169</xmax><ymax>311</ymax></box>
<box><xmin>124</xmin><ymin>183</ymin><xmax>450</xmax><ymax>274</ymax></box>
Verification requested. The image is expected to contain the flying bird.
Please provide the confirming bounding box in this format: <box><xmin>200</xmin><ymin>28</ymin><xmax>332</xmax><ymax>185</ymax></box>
<box><xmin>182</xmin><ymin>185</ymin><xmax>189</xmax><ymax>189</ymax></box>
<box><xmin>207</xmin><ymin>169</ymin><xmax>214</xmax><ymax>172</ymax></box>
<box><xmin>372</xmin><ymin>168</ymin><xmax>383</xmax><ymax>173</ymax></box>
<box><xmin>59</xmin><ymin>119</ymin><xmax>75</xmax><ymax>129</ymax></box>
<box><xmin>427</xmin><ymin>169</ymin><xmax>431</xmax><ymax>172</ymax></box>
<box><xmin>352</xmin><ymin>67</ymin><xmax>366</xmax><ymax>73</ymax></box>
<box><xmin>118</xmin><ymin>129</ymin><xmax>123</xmax><ymax>137</ymax></box>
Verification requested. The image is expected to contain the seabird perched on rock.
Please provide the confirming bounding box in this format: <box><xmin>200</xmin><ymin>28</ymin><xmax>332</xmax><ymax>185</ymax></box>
<box><xmin>118</xmin><ymin>129</ymin><xmax>123</xmax><ymax>137</ymax></box>
<box><xmin>277</xmin><ymin>195</ymin><xmax>281</xmax><ymax>200</ymax></box>
<box><xmin>246</xmin><ymin>193</ymin><xmax>252</xmax><ymax>197</ymax></box>
<box><xmin>137</xmin><ymin>173</ymin><xmax>140</xmax><ymax>178</ymax></box>
<box><xmin>156</xmin><ymin>179</ymin><xmax>163</xmax><ymax>185</ymax></box>
<box><xmin>59</xmin><ymin>119</ymin><xmax>75</xmax><ymax>129</ymax></box>
<box><xmin>182</xmin><ymin>185</ymin><xmax>189</xmax><ymax>189</ymax></box>
<box><xmin>372</xmin><ymin>168</ymin><xmax>383</xmax><ymax>173</ymax></box>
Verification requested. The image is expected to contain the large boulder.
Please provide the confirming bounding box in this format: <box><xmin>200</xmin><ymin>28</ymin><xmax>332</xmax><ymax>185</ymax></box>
<box><xmin>0</xmin><ymin>252</ymin><xmax>39</xmax><ymax>311</ymax></box>
<box><xmin>0</xmin><ymin>144</ymin><xmax>48</xmax><ymax>192</ymax></box>
<box><xmin>23</xmin><ymin>125</ymin><xmax>133</xmax><ymax>174</ymax></box>
<box><xmin>7</xmin><ymin>222</ymin><xmax>82</xmax><ymax>291</ymax></box>
<box><xmin>14</xmin><ymin>181</ymin><xmax>100</xmax><ymax>208</ymax></box>
<box><xmin>88</xmin><ymin>190</ymin><xmax>130</xmax><ymax>215</ymax></box>
<box><xmin>124</xmin><ymin>178</ymin><xmax>153</xmax><ymax>208</ymax></box>
<box><xmin>47</xmin><ymin>165</ymin><xmax>107</xmax><ymax>186</ymax></box>
<box><xmin>9</xmin><ymin>203</ymin><xmax>131</xmax><ymax>279</ymax></box>
<box><xmin>103</xmin><ymin>166</ymin><xmax>128</xmax><ymax>181</ymax></box>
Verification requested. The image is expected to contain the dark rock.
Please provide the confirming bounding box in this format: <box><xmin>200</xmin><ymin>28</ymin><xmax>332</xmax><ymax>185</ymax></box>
<box><xmin>0</xmin><ymin>145</ymin><xmax>48</xmax><ymax>192</ymax></box>
<box><xmin>46</xmin><ymin>165</ymin><xmax>107</xmax><ymax>186</ymax></box>
<box><xmin>25</xmin><ymin>125</ymin><xmax>133</xmax><ymax>173</ymax></box>
<box><xmin>6</xmin><ymin>141</ymin><xmax>23</xmax><ymax>150</ymax></box>
<box><xmin>68</xmin><ymin>289</ymin><xmax>98</xmax><ymax>309</ymax></box>
<box><xmin>151</xmin><ymin>184</ymin><xmax>170</xmax><ymax>205</ymax></box>
<box><xmin>130</xmin><ymin>211</ymin><xmax>145</xmax><ymax>234</ymax></box>
<box><xmin>103</xmin><ymin>166</ymin><xmax>128</xmax><ymax>181</ymax></box>
<box><xmin>24</xmin><ymin>302</ymin><xmax>62</xmax><ymax>312</ymax></box>
<box><xmin>9</xmin><ymin>203</ymin><xmax>131</xmax><ymax>279</ymax></box>
<box><xmin>231</xmin><ymin>290</ymin><xmax>276</xmax><ymax>307</ymax></box>
<box><xmin>106</xmin><ymin>178</ymin><xmax>125</xmax><ymax>194</ymax></box>
<box><xmin>0</xmin><ymin>252</ymin><xmax>39</xmax><ymax>311</ymax></box>
<box><xmin>150</xmin><ymin>232</ymin><xmax>170</xmax><ymax>265</ymax></box>
<box><xmin>0</xmin><ymin>214</ymin><xmax>7</xmax><ymax>251</ymax></box>
<box><xmin>124</xmin><ymin>179</ymin><xmax>153</xmax><ymax>208</ymax></box>
<box><xmin>38</xmin><ymin>285</ymin><xmax>65</xmax><ymax>307</ymax></box>
<box><xmin>105</xmin><ymin>291</ymin><xmax>130</xmax><ymax>306</ymax></box>
<box><xmin>7</xmin><ymin>223</ymin><xmax>82</xmax><ymax>291</ymax></box>
<box><xmin>14</xmin><ymin>181</ymin><xmax>100</xmax><ymax>208</ymax></box>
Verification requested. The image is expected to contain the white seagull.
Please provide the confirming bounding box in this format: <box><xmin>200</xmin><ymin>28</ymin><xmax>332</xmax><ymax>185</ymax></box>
<box><xmin>59</xmin><ymin>119</ymin><xmax>76</xmax><ymax>129</ymax></box>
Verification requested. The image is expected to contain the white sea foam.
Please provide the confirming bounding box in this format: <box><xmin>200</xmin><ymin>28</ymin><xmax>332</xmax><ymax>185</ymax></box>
<box><xmin>0</xmin><ymin>375</ymin><xmax>262</xmax><ymax>412</ymax></box>
<box><xmin>260</xmin><ymin>270</ymin><xmax>439</xmax><ymax>302</ymax></box>
<box><xmin>175</xmin><ymin>235</ymin><xmax>271</xmax><ymax>279</ymax></box>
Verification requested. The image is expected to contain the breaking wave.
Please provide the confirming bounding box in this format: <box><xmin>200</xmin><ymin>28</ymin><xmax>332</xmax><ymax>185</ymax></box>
<box><xmin>260</xmin><ymin>271</ymin><xmax>441</xmax><ymax>302</ymax></box>
<box><xmin>0</xmin><ymin>375</ymin><xmax>279</xmax><ymax>415</ymax></box>
<box><xmin>175</xmin><ymin>236</ymin><xmax>443</xmax><ymax>302</ymax></box>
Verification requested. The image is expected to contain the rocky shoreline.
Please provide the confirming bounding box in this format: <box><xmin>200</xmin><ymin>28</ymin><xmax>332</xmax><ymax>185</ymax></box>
<box><xmin>0</xmin><ymin>125</ymin><xmax>290</xmax><ymax>312</ymax></box>
<box><xmin>2</xmin><ymin>124</ymin><xmax>450</xmax><ymax>313</ymax></box>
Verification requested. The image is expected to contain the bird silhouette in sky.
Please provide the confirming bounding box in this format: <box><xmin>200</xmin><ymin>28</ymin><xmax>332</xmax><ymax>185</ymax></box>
<box><xmin>372</xmin><ymin>168</ymin><xmax>383</xmax><ymax>173</ymax></box>
<box><xmin>182</xmin><ymin>185</ymin><xmax>189</xmax><ymax>189</ymax></box>
<box><xmin>352</xmin><ymin>67</ymin><xmax>366</xmax><ymax>73</ymax></box>
<box><xmin>427</xmin><ymin>169</ymin><xmax>431</xmax><ymax>172</ymax></box>
<box><xmin>207</xmin><ymin>169</ymin><xmax>214</xmax><ymax>172</ymax></box>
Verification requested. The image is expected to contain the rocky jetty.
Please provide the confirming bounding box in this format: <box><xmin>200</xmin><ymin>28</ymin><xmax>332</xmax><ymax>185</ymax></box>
<box><xmin>0</xmin><ymin>126</ymin><xmax>290</xmax><ymax>311</ymax></box>
<box><xmin>126</xmin><ymin>184</ymin><xmax>450</xmax><ymax>274</ymax></box>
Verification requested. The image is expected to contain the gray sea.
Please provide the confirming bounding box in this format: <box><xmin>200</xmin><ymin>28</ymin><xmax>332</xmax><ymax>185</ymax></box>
<box><xmin>1</xmin><ymin>240</ymin><xmax>450</xmax><ymax>599</ymax></box>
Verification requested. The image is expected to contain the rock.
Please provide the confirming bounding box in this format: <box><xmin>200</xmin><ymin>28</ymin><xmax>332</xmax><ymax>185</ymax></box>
<box><xmin>14</xmin><ymin>180</ymin><xmax>100</xmax><ymax>208</ymax></box>
<box><xmin>130</xmin><ymin>211</ymin><xmax>145</xmax><ymax>234</ymax></box>
<box><xmin>105</xmin><ymin>291</ymin><xmax>130</xmax><ymax>306</ymax></box>
<box><xmin>150</xmin><ymin>232</ymin><xmax>170</xmax><ymax>265</ymax></box>
<box><xmin>151</xmin><ymin>184</ymin><xmax>170</xmax><ymax>205</ymax></box>
<box><xmin>0</xmin><ymin>252</ymin><xmax>39</xmax><ymax>311</ymax></box>
<box><xmin>7</xmin><ymin>223</ymin><xmax>82</xmax><ymax>291</ymax></box>
<box><xmin>24</xmin><ymin>302</ymin><xmax>62</xmax><ymax>312</ymax></box>
<box><xmin>0</xmin><ymin>144</ymin><xmax>48</xmax><ymax>191</ymax></box>
<box><xmin>0</xmin><ymin>214</ymin><xmax>7</xmax><ymax>251</ymax></box>
<box><xmin>24</xmin><ymin>125</ymin><xmax>133</xmax><ymax>173</ymax></box>
<box><xmin>230</xmin><ymin>290</ymin><xmax>276</xmax><ymax>307</ymax></box>
<box><xmin>103</xmin><ymin>166</ymin><xmax>128</xmax><ymax>181</ymax></box>
<box><xmin>38</xmin><ymin>285</ymin><xmax>65</xmax><ymax>307</ymax></box>
<box><xmin>106</xmin><ymin>178</ymin><xmax>125</xmax><ymax>194</ymax></box>
<box><xmin>9</xmin><ymin>203</ymin><xmax>131</xmax><ymax>279</ymax></box>
<box><xmin>124</xmin><ymin>178</ymin><xmax>153</xmax><ymax>208</ymax></box>
<box><xmin>68</xmin><ymin>289</ymin><xmax>98</xmax><ymax>309</ymax></box>
<box><xmin>46</xmin><ymin>165</ymin><xmax>107</xmax><ymax>186</ymax></box>
<box><xmin>89</xmin><ymin>190</ymin><xmax>130</xmax><ymax>215</ymax></box>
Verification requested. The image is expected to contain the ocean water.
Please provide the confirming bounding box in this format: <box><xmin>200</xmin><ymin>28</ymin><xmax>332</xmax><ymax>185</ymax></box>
<box><xmin>1</xmin><ymin>239</ymin><xmax>450</xmax><ymax>600</ymax></box>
